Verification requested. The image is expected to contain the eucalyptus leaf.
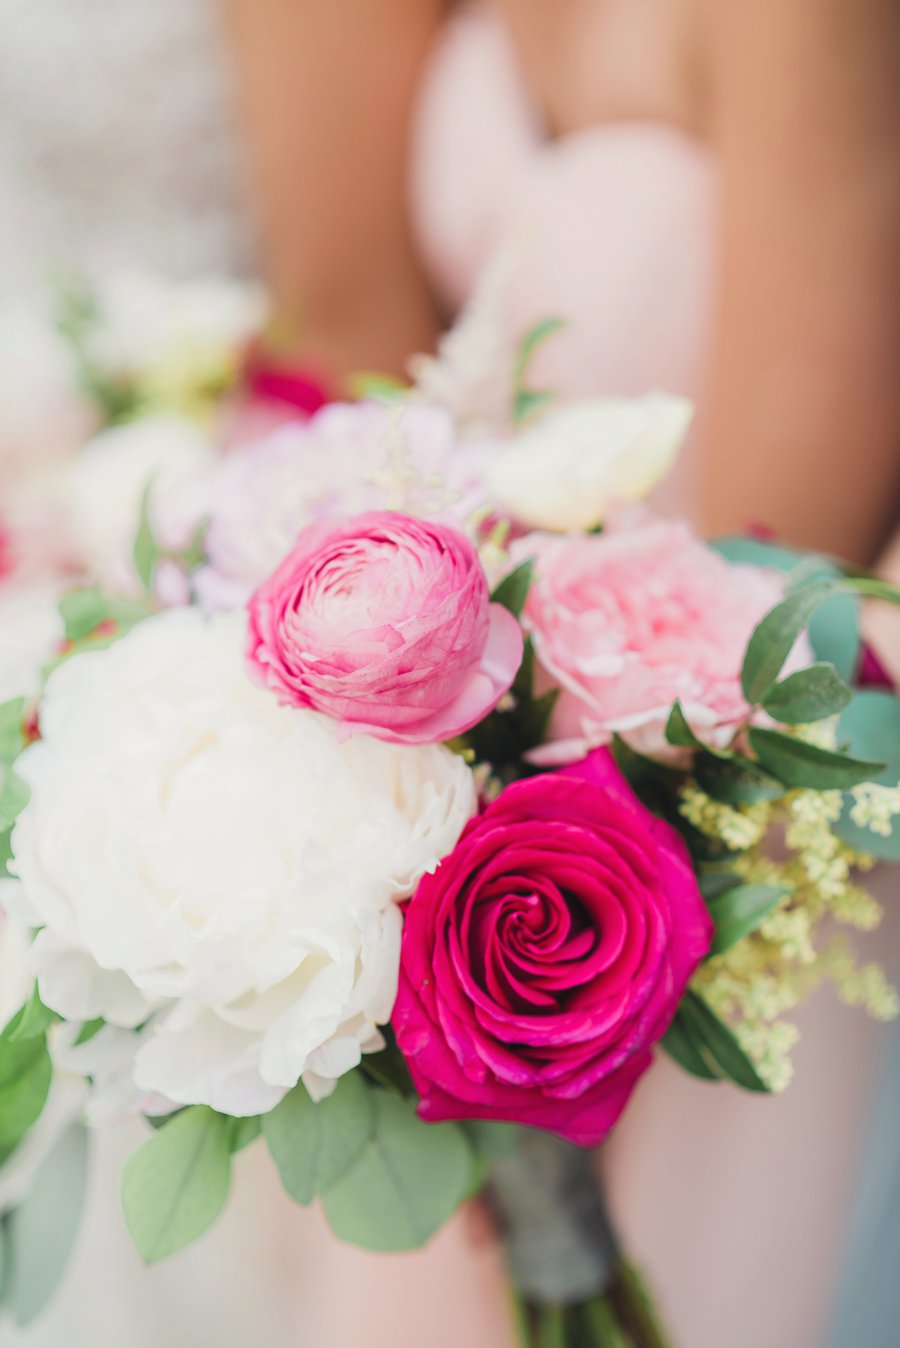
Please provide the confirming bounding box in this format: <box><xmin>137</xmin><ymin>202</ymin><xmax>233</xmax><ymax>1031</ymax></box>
<box><xmin>741</xmin><ymin>580</ymin><xmax>837</xmax><ymax>704</ymax></box>
<box><xmin>748</xmin><ymin>727</ymin><xmax>885</xmax><ymax>791</ymax></box>
<box><xmin>6</xmin><ymin>1124</ymin><xmax>88</xmax><ymax>1327</ymax></box>
<box><xmin>321</xmin><ymin>1093</ymin><xmax>474</xmax><ymax>1252</ymax></box>
<box><xmin>835</xmin><ymin>691</ymin><xmax>900</xmax><ymax>860</ymax></box>
<box><xmin>762</xmin><ymin>663</ymin><xmax>852</xmax><ymax>725</ymax></box>
<box><xmin>263</xmin><ymin>1072</ymin><xmax>373</xmax><ymax>1206</ymax></box>
<box><xmin>121</xmin><ymin>1107</ymin><xmax>232</xmax><ymax>1263</ymax></box>
<box><xmin>491</xmin><ymin>559</ymin><xmax>535</xmax><ymax>620</ymax></box>
<box><xmin>707</xmin><ymin>884</ymin><xmax>790</xmax><ymax>956</ymax></box>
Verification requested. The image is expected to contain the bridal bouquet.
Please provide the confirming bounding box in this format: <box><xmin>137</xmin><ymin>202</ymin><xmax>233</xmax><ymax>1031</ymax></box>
<box><xmin>1</xmin><ymin>312</ymin><xmax>898</xmax><ymax>1345</ymax></box>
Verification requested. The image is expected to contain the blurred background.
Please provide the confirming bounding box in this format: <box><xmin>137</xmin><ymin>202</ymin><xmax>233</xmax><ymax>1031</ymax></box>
<box><xmin>1</xmin><ymin>2</ymin><xmax>898</xmax><ymax>1346</ymax></box>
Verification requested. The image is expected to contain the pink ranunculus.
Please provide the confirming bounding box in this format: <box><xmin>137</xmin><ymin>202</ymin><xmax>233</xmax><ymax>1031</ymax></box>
<box><xmin>246</xmin><ymin>511</ymin><xmax>523</xmax><ymax>744</ymax></box>
<box><xmin>394</xmin><ymin>748</ymin><xmax>712</xmax><ymax>1145</ymax></box>
<box><xmin>516</xmin><ymin>512</ymin><xmax>796</xmax><ymax>762</ymax></box>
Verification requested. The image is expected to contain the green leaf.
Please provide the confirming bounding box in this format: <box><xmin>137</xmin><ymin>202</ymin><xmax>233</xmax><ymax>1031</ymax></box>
<box><xmin>346</xmin><ymin>371</ymin><xmax>408</xmax><ymax>402</ymax></box>
<box><xmin>6</xmin><ymin>986</ymin><xmax>57</xmax><ymax>1043</ymax></box>
<box><xmin>844</xmin><ymin>575</ymin><xmax>900</xmax><ymax>607</ymax></box>
<box><xmin>698</xmin><ymin>871</ymin><xmax>743</xmax><ymax>903</ymax></box>
<box><xmin>263</xmin><ymin>1072</ymin><xmax>373</xmax><ymax>1206</ymax></box>
<box><xmin>58</xmin><ymin>587</ymin><xmax>150</xmax><ymax>646</ymax></box>
<box><xmin>741</xmin><ymin>580</ymin><xmax>837</xmax><ymax>704</ymax></box>
<box><xmin>5</xmin><ymin>1124</ymin><xmax>89</xmax><ymax>1327</ymax></box>
<box><xmin>491</xmin><ymin>559</ymin><xmax>535</xmax><ymax>620</ymax></box>
<box><xmin>661</xmin><ymin>1011</ymin><xmax>720</xmax><ymax>1082</ymax></box>
<box><xmin>321</xmin><ymin>1092</ymin><xmax>474</xmax><ymax>1252</ymax></box>
<box><xmin>748</xmin><ymin>727</ymin><xmax>885</xmax><ymax>790</ymax></box>
<box><xmin>121</xmin><ymin>1107</ymin><xmax>232</xmax><ymax>1263</ymax></box>
<box><xmin>0</xmin><ymin>828</ymin><xmax>12</xmax><ymax>880</ymax></box>
<box><xmin>0</xmin><ymin>765</ymin><xmax>29</xmax><ymax>834</ymax></box>
<box><xmin>513</xmin><ymin>317</ymin><xmax>565</xmax><ymax>383</ymax></box>
<box><xmin>678</xmin><ymin>991</ymin><xmax>771</xmax><ymax>1092</ymax></box>
<box><xmin>835</xmin><ymin>691</ymin><xmax>900</xmax><ymax>861</ymax></box>
<box><xmin>0</xmin><ymin>700</ymin><xmax>26</xmax><ymax>762</ymax></box>
<box><xmin>513</xmin><ymin>388</ymin><xmax>554</xmax><ymax>425</ymax></box>
<box><xmin>72</xmin><ymin>1017</ymin><xmax>105</xmax><ymax>1047</ymax></box>
<box><xmin>707</xmin><ymin>883</ymin><xmax>790</xmax><ymax>956</ymax></box>
<box><xmin>762</xmin><ymin>663</ymin><xmax>852</xmax><ymax>725</ymax></box>
<box><xmin>695</xmin><ymin>753</ymin><xmax>784</xmax><ymax>805</ymax></box>
<box><xmin>132</xmin><ymin>482</ymin><xmax>160</xmax><ymax>591</ymax></box>
<box><xmin>463</xmin><ymin>1121</ymin><xmax>521</xmax><ymax>1159</ymax></box>
<box><xmin>228</xmin><ymin>1116</ymin><xmax>262</xmax><ymax>1154</ymax></box>
<box><xmin>0</xmin><ymin>1025</ymin><xmax>52</xmax><ymax>1153</ymax></box>
<box><xmin>664</xmin><ymin>701</ymin><xmax>705</xmax><ymax>750</ymax></box>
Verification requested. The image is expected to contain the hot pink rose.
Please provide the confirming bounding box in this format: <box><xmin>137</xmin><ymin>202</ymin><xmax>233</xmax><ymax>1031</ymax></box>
<box><xmin>515</xmin><ymin>513</ymin><xmax>795</xmax><ymax>762</ymax></box>
<box><xmin>246</xmin><ymin>511</ymin><xmax>523</xmax><ymax>744</ymax></box>
<box><xmin>394</xmin><ymin>749</ymin><xmax>712</xmax><ymax>1145</ymax></box>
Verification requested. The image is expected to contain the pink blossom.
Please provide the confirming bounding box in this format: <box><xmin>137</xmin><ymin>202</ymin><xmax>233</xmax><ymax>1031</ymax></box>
<box><xmin>394</xmin><ymin>748</ymin><xmax>712</xmax><ymax>1145</ymax></box>
<box><xmin>246</xmin><ymin>511</ymin><xmax>523</xmax><ymax>745</ymax></box>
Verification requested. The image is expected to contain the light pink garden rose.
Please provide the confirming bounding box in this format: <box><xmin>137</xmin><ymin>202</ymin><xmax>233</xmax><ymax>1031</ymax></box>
<box><xmin>515</xmin><ymin>512</ymin><xmax>796</xmax><ymax>761</ymax></box>
<box><xmin>246</xmin><ymin>511</ymin><xmax>523</xmax><ymax>744</ymax></box>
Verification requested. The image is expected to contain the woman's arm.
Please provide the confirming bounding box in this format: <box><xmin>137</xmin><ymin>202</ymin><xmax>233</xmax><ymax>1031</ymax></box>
<box><xmin>220</xmin><ymin>0</ymin><xmax>448</xmax><ymax>378</ymax></box>
<box><xmin>698</xmin><ymin>0</ymin><xmax>900</xmax><ymax>562</ymax></box>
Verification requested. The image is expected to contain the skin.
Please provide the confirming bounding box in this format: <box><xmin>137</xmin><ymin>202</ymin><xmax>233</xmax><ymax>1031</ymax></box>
<box><xmin>221</xmin><ymin>0</ymin><xmax>900</xmax><ymax>573</ymax></box>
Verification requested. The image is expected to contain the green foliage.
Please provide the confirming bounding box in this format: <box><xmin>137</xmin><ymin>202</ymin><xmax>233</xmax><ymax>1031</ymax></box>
<box><xmin>747</xmin><ymin>727</ymin><xmax>884</xmax><ymax>791</ymax></box>
<box><xmin>0</xmin><ymin>765</ymin><xmax>28</xmax><ymax>834</ymax></box>
<box><xmin>741</xmin><ymin>580</ymin><xmax>838</xmax><ymax>705</ymax></box>
<box><xmin>491</xmin><ymin>559</ymin><xmax>535</xmax><ymax>620</ymax></box>
<box><xmin>1</xmin><ymin>1124</ymin><xmax>89</xmax><ymax>1327</ymax></box>
<box><xmin>0</xmin><ymin>700</ymin><xmax>26</xmax><ymax>762</ymax></box>
<box><xmin>321</xmin><ymin>1092</ymin><xmax>474</xmax><ymax>1252</ymax></box>
<box><xmin>121</xmin><ymin>1107</ymin><xmax>232</xmax><ymax>1263</ymax></box>
<box><xmin>694</xmin><ymin>753</ymin><xmax>783</xmax><ymax>805</ymax></box>
<box><xmin>58</xmin><ymin>587</ymin><xmax>150</xmax><ymax>647</ymax></box>
<box><xmin>711</xmin><ymin>538</ymin><xmax>861</xmax><ymax>681</ymax></box>
<box><xmin>664</xmin><ymin>701</ymin><xmax>711</xmax><ymax>752</ymax></box>
<box><xmin>512</xmin><ymin>317</ymin><xmax>564</xmax><ymax>425</ymax></box>
<box><xmin>263</xmin><ymin>1073</ymin><xmax>373</xmax><ymax>1207</ymax></box>
<box><xmin>762</xmin><ymin>663</ymin><xmax>852</xmax><ymax>725</ymax></box>
<box><xmin>133</xmin><ymin>483</ymin><xmax>160</xmax><ymax>591</ymax></box>
<box><xmin>707</xmin><ymin>884</ymin><xmax>790</xmax><ymax>957</ymax></box>
<box><xmin>835</xmin><ymin>691</ymin><xmax>900</xmax><ymax>860</ymax></box>
<box><xmin>228</xmin><ymin>1116</ymin><xmax>262</xmax><ymax>1154</ymax></box>
<box><xmin>72</xmin><ymin>1018</ymin><xmax>105</xmax><ymax>1047</ymax></box>
<box><xmin>663</xmin><ymin>991</ymin><xmax>770</xmax><ymax>1092</ymax></box>
<box><xmin>463</xmin><ymin>637</ymin><xmax>558</xmax><ymax>769</ymax></box>
<box><xmin>5</xmin><ymin>986</ymin><xmax>57</xmax><ymax>1043</ymax></box>
<box><xmin>0</xmin><ymin>1014</ymin><xmax>53</xmax><ymax>1156</ymax></box>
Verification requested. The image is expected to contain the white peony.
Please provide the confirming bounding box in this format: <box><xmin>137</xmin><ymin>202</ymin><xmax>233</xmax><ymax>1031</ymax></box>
<box><xmin>63</xmin><ymin>413</ymin><xmax>215</xmax><ymax>589</ymax></box>
<box><xmin>482</xmin><ymin>392</ymin><xmax>693</xmax><ymax>532</ymax></box>
<box><xmin>11</xmin><ymin>609</ymin><xmax>476</xmax><ymax>1115</ymax></box>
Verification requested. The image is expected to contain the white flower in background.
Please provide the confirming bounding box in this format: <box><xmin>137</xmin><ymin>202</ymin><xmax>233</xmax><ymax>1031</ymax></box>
<box><xmin>190</xmin><ymin>401</ymin><xmax>488</xmax><ymax>611</ymax></box>
<box><xmin>0</xmin><ymin>581</ymin><xmax>62</xmax><ymax>703</ymax></box>
<box><xmin>0</xmin><ymin>307</ymin><xmax>93</xmax><ymax>495</ymax></box>
<box><xmin>482</xmin><ymin>392</ymin><xmax>693</xmax><ymax>532</ymax></box>
<box><xmin>85</xmin><ymin>271</ymin><xmax>265</xmax><ymax>386</ymax></box>
<box><xmin>11</xmin><ymin>609</ymin><xmax>476</xmax><ymax>1115</ymax></box>
<box><xmin>63</xmin><ymin>413</ymin><xmax>215</xmax><ymax>590</ymax></box>
<box><xmin>409</xmin><ymin>249</ymin><xmax>519</xmax><ymax>437</ymax></box>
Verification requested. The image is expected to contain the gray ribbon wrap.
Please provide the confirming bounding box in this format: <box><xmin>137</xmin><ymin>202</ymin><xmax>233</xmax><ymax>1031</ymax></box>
<box><xmin>487</xmin><ymin>1130</ymin><xmax>620</xmax><ymax>1305</ymax></box>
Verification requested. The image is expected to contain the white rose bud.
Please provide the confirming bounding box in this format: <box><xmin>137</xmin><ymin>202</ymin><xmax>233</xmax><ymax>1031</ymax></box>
<box><xmin>484</xmin><ymin>392</ymin><xmax>693</xmax><ymax>532</ymax></box>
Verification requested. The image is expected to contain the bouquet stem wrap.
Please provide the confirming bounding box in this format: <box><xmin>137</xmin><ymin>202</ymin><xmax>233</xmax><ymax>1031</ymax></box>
<box><xmin>488</xmin><ymin>1130</ymin><xmax>674</xmax><ymax>1348</ymax></box>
